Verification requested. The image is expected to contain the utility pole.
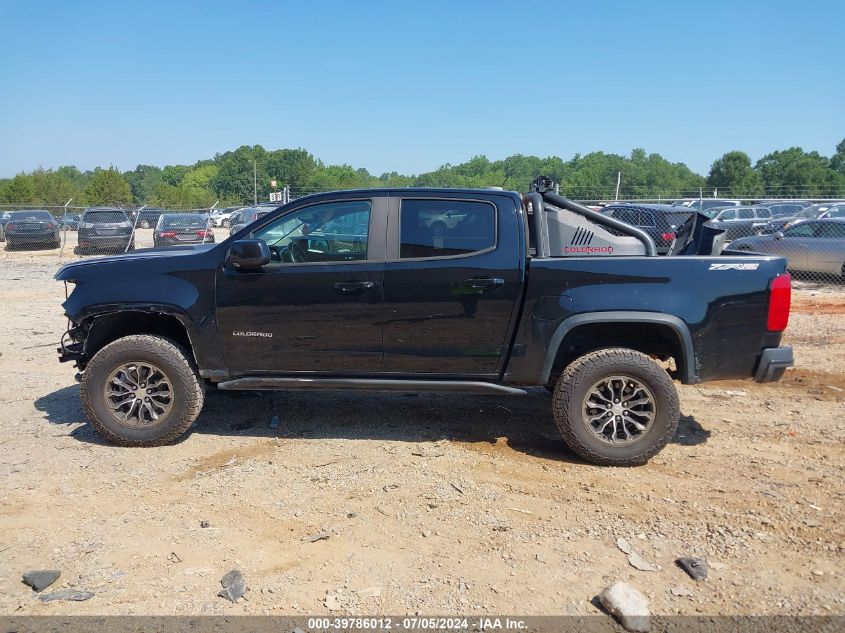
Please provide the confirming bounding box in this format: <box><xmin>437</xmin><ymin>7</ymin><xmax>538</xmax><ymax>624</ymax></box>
<box><xmin>253</xmin><ymin>160</ymin><xmax>257</xmax><ymax>205</ymax></box>
<box><xmin>615</xmin><ymin>171</ymin><xmax>621</xmax><ymax>201</ymax></box>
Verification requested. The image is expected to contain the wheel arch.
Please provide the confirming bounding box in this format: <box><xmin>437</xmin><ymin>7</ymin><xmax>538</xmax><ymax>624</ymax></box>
<box><xmin>81</xmin><ymin>307</ymin><xmax>199</xmax><ymax>368</ymax></box>
<box><xmin>541</xmin><ymin>312</ymin><xmax>697</xmax><ymax>385</ymax></box>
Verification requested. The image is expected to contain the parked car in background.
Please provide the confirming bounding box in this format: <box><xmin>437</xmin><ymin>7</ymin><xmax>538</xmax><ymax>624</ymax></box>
<box><xmin>679</xmin><ymin>198</ymin><xmax>742</xmax><ymax>212</ymax></box>
<box><xmin>762</xmin><ymin>203</ymin><xmax>841</xmax><ymax>234</ymax></box>
<box><xmin>728</xmin><ymin>219</ymin><xmax>845</xmax><ymax>277</ymax></box>
<box><xmin>77</xmin><ymin>208</ymin><xmax>134</xmax><ymax>254</ymax></box>
<box><xmin>60</xmin><ymin>214</ymin><xmax>81</xmax><ymax>231</ymax></box>
<box><xmin>209</xmin><ymin>207</ymin><xmax>242</xmax><ymax>228</ymax></box>
<box><xmin>0</xmin><ymin>211</ymin><xmax>11</xmax><ymax>241</ymax></box>
<box><xmin>3</xmin><ymin>210</ymin><xmax>61</xmax><ymax>249</ymax></box>
<box><xmin>421</xmin><ymin>208</ymin><xmax>469</xmax><ymax>234</ymax></box>
<box><xmin>705</xmin><ymin>205</ymin><xmax>773</xmax><ymax>240</ymax></box>
<box><xmin>760</xmin><ymin>202</ymin><xmax>810</xmax><ymax>220</ymax></box>
<box><xmin>601</xmin><ymin>203</ymin><xmax>692</xmax><ymax>254</ymax></box>
<box><xmin>153</xmin><ymin>213</ymin><xmax>215</xmax><ymax>247</ymax></box>
<box><xmin>755</xmin><ymin>200</ymin><xmax>812</xmax><ymax>215</ymax></box>
<box><xmin>228</xmin><ymin>205</ymin><xmax>277</xmax><ymax>234</ymax></box>
<box><xmin>133</xmin><ymin>207</ymin><xmax>166</xmax><ymax>229</ymax></box>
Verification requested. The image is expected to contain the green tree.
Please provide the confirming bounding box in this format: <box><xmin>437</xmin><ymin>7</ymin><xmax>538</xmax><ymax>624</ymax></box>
<box><xmin>307</xmin><ymin>164</ymin><xmax>369</xmax><ymax>191</ymax></box>
<box><xmin>830</xmin><ymin>138</ymin><xmax>845</xmax><ymax>174</ymax></box>
<box><xmin>212</xmin><ymin>145</ymin><xmax>269</xmax><ymax>203</ymax></box>
<box><xmin>265</xmin><ymin>148</ymin><xmax>319</xmax><ymax>193</ymax></box>
<box><xmin>707</xmin><ymin>151</ymin><xmax>764</xmax><ymax>197</ymax></box>
<box><xmin>124</xmin><ymin>165</ymin><xmax>163</xmax><ymax>203</ymax></box>
<box><xmin>0</xmin><ymin>173</ymin><xmax>36</xmax><ymax>202</ymax></box>
<box><xmin>160</xmin><ymin>164</ymin><xmax>191</xmax><ymax>187</ymax></box>
<box><xmin>84</xmin><ymin>167</ymin><xmax>132</xmax><ymax>205</ymax></box>
<box><xmin>756</xmin><ymin>147</ymin><xmax>842</xmax><ymax>197</ymax></box>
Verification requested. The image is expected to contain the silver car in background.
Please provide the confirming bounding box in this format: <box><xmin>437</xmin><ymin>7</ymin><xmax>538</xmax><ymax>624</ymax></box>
<box><xmin>728</xmin><ymin>219</ymin><xmax>845</xmax><ymax>277</ymax></box>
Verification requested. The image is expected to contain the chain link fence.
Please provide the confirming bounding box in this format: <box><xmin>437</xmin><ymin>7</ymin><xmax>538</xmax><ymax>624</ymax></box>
<box><xmin>2</xmin><ymin>195</ymin><xmax>843</xmax><ymax>286</ymax></box>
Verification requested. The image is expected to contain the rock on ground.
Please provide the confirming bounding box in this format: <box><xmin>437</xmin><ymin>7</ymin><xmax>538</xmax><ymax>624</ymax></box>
<box><xmin>599</xmin><ymin>581</ymin><xmax>651</xmax><ymax>633</ymax></box>
<box><xmin>21</xmin><ymin>570</ymin><xmax>60</xmax><ymax>592</ymax></box>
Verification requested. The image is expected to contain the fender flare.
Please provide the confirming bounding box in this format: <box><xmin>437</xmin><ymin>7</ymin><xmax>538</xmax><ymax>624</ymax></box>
<box><xmin>80</xmin><ymin>303</ymin><xmax>202</xmax><ymax>360</ymax></box>
<box><xmin>540</xmin><ymin>311</ymin><xmax>698</xmax><ymax>384</ymax></box>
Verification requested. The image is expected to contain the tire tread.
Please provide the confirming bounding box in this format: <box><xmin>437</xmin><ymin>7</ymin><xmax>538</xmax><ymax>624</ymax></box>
<box><xmin>81</xmin><ymin>334</ymin><xmax>203</xmax><ymax>446</ymax></box>
<box><xmin>552</xmin><ymin>348</ymin><xmax>680</xmax><ymax>466</ymax></box>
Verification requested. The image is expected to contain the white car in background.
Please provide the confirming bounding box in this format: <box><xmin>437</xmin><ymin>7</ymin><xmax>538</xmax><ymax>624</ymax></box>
<box><xmin>209</xmin><ymin>207</ymin><xmax>243</xmax><ymax>228</ymax></box>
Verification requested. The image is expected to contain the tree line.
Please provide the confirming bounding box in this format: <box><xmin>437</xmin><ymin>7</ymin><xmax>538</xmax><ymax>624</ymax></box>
<box><xmin>1</xmin><ymin>140</ymin><xmax>843</xmax><ymax>208</ymax></box>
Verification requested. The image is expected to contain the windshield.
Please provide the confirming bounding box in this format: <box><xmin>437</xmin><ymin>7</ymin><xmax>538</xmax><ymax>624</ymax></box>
<box><xmin>159</xmin><ymin>214</ymin><xmax>207</xmax><ymax>228</ymax></box>
<box><xmin>795</xmin><ymin>204</ymin><xmax>828</xmax><ymax>218</ymax></box>
<box><xmin>83</xmin><ymin>210</ymin><xmax>128</xmax><ymax>223</ymax></box>
<box><xmin>10</xmin><ymin>210</ymin><xmax>53</xmax><ymax>221</ymax></box>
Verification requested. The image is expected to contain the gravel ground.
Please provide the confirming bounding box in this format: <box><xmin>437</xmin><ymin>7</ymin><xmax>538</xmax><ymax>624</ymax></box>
<box><xmin>0</xmin><ymin>241</ymin><xmax>842</xmax><ymax>617</ymax></box>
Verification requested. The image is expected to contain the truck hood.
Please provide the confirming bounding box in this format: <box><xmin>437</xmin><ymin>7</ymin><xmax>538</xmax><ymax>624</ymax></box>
<box><xmin>55</xmin><ymin>243</ymin><xmax>217</xmax><ymax>281</ymax></box>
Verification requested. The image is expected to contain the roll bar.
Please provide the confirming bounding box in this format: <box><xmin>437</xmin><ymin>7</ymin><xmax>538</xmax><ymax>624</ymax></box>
<box><xmin>527</xmin><ymin>176</ymin><xmax>658</xmax><ymax>257</ymax></box>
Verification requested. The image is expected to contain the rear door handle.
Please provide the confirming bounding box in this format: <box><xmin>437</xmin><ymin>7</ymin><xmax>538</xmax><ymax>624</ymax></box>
<box><xmin>334</xmin><ymin>280</ymin><xmax>375</xmax><ymax>294</ymax></box>
<box><xmin>462</xmin><ymin>277</ymin><xmax>504</xmax><ymax>290</ymax></box>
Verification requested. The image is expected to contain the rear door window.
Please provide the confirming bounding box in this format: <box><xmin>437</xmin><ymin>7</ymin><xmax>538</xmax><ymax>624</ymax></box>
<box><xmin>737</xmin><ymin>209</ymin><xmax>754</xmax><ymax>220</ymax></box>
<box><xmin>400</xmin><ymin>199</ymin><xmax>495</xmax><ymax>259</ymax></box>
<box><xmin>755</xmin><ymin>208</ymin><xmax>771</xmax><ymax>219</ymax></box>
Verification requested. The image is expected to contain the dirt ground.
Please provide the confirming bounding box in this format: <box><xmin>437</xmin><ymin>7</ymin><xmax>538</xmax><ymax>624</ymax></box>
<box><xmin>0</xmin><ymin>238</ymin><xmax>843</xmax><ymax>617</ymax></box>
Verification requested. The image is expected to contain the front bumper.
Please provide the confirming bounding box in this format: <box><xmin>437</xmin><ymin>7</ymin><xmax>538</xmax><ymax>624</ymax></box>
<box><xmin>754</xmin><ymin>345</ymin><xmax>793</xmax><ymax>383</ymax></box>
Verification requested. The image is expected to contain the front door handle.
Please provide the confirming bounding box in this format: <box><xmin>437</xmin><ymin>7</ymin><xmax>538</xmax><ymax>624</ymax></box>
<box><xmin>334</xmin><ymin>280</ymin><xmax>376</xmax><ymax>294</ymax></box>
<box><xmin>462</xmin><ymin>277</ymin><xmax>504</xmax><ymax>290</ymax></box>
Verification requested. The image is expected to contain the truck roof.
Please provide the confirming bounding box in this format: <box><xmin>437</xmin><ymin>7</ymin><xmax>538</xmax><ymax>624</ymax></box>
<box><xmin>280</xmin><ymin>188</ymin><xmax>523</xmax><ymax>201</ymax></box>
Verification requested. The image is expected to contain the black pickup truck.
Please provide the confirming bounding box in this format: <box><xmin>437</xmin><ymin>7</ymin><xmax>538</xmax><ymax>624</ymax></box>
<box><xmin>55</xmin><ymin>178</ymin><xmax>793</xmax><ymax>465</ymax></box>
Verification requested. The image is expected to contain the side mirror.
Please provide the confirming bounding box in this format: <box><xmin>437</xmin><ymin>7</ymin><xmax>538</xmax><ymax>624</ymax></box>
<box><xmin>226</xmin><ymin>239</ymin><xmax>270</xmax><ymax>271</ymax></box>
<box><xmin>774</xmin><ymin>231</ymin><xmax>785</xmax><ymax>240</ymax></box>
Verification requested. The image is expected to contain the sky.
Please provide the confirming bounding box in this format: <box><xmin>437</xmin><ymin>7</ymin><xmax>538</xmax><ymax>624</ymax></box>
<box><xmin>1</xmin><ymin>0</ymin><xmax>843</xmax><ymax>178</ymax></box>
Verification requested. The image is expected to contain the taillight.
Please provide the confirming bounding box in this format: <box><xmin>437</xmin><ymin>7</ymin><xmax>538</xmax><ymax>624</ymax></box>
<box><xmin>160</xmin><ymin>231</ymin><xmax>177</xmax><ymax>238</ymax></box>
<box><xmin>661</xmin><ymin>231</ymin><xmax>676</xmax><ymax>242</ymax></box>
<box><xmin>196</xmin><ymin>229</ymin><xmax>213</xmax><ymax>238</ymax></box>
<box><xmin>767</xmin><ymin>273</ymin><xmax>791</xmax><ymax>331</ymax></box>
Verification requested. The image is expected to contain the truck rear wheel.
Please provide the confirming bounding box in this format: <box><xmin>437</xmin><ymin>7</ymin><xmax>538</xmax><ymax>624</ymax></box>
<box><xmin>551</xmin><ymin>348</ymin><xmax>679</xmax><ymax>466</ymax></box>
<box><xmin>81</xmin><ymin>335</ymin><xmax>204</xmax><ymax>446</ymax></box>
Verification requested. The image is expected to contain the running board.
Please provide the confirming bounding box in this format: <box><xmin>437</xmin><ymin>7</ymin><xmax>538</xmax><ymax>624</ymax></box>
<box><xmin>216</xmin><ymin>377</ymin><xmax>527</xmax><ymax>396</ymax></box>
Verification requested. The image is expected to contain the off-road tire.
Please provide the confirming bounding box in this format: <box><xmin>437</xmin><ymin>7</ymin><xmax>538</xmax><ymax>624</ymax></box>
<box><xmin>81</xmin><ymin>335</ymin><xmax>204</xmax><ymax>446</ymax></box>
<box><xmin>551</xmin><ymin>348</ymin><xmax>679</xmax><ymax>466</ymax></box>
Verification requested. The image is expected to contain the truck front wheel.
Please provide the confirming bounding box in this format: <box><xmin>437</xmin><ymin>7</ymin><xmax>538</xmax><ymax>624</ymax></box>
<box><xmin>81</xmin><ymin>335</ymin><xmax>204</xmax><ymax>446</ymax></box>
<box><xmin>551</xmin><ymin>348</ymin><xmax>679</xmax><ymax>466</ymax></box>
